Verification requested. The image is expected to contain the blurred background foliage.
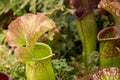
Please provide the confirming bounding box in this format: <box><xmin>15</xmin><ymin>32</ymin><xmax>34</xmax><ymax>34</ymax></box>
<box><xmin>0</xmin><ymin>0</ymin><xmax>111</xmax><ymax>80</ymax></box>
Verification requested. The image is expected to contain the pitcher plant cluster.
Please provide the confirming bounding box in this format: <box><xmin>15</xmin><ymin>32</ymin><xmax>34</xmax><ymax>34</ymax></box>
<box><xmin>71</xmin><ymin>0</ymin><xmax>120</xmax><ymax>79</ymax></box>
<box><xmin>6</xmin><ymin>13</ymin><xmax>56</xmax><ymax>80</ymax></box>
<box><xmin>5</xmin><ymin>0</ymin><xmax>120</xmax><ymax>80</ymax></box>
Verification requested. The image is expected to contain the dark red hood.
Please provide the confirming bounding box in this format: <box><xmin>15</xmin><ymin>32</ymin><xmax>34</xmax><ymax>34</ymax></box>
<box><xmin>0</xmin><ymin>72</ymin><xmax>11</xmax><ymax>80</ymax></box>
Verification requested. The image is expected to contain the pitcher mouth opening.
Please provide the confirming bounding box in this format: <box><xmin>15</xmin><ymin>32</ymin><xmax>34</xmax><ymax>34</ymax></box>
<box><xmin>31</xmin><ymin>43</ymin><xmax>54</xmax><ymax>61</ymax></box>
<box><xmin>0</xmin><ymin>72</ymin><xmax>11</xmax><ymax>80</ymax></box>
<box><xmin>97</xmin><ymin>26</ymin><xmax>120</xmax><ymax>41</ymax></box>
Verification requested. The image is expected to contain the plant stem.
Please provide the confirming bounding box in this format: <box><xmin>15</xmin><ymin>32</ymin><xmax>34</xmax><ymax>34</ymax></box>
<box><xmin>75</xmin><ymin>12</ymin><xmax>97</xmax><ymax>67</ymax></box>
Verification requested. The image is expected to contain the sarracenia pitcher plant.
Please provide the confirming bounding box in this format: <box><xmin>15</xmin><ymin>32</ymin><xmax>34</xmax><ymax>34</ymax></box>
<box><xmin>6</xmin><ymin>13</ymin><xmax>55</xmax><ymax>80</ymax></box>
<box><xmin>73</xmin><ymin>0</ymin><xmax>99</xmax><ymax>67</ymax></box>
<box><xmin>97</xmin><ymin>26</ymin><xmax>120</xmax><ymax>67</ymax></box>
<box><xmin>92</xmin><ymin>67</ymin><xmax>120</xmax><ymax>80</ymax></box>
<box><xmin>98</xmin><ymin>0</ymin><xmax>120</xmax><ymax>67</ymax></box>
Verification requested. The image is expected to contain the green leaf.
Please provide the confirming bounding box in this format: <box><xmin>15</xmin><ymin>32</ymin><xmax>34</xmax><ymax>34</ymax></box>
<box><xmin>29</xmin><ymin>0</ymin><xmax>36</xmax><ymax>13</ymax></box>
<box><xmin>15</xmin><ymin>0</ymin><xmax>30</xmax><ymax>13</ymax></box>
<box><xmin>10</xmin><ymin>0</ymin><xmax>24</xmax><ymax>16</ymax></box>
<box><xmin>0</xmin><ymin>0</ymin><xmax>10</xmax><ymax>15</ymax></box>
<box><xmin>0</xmin><ymin>30</ymin><xmax>6</xmax><ymax>44</ymax></box>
